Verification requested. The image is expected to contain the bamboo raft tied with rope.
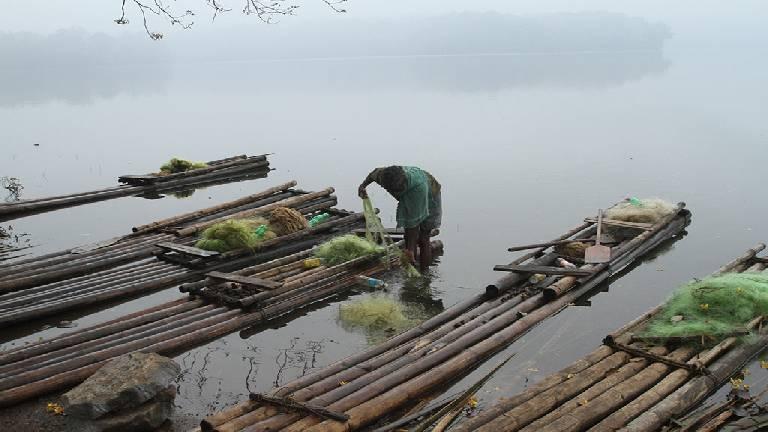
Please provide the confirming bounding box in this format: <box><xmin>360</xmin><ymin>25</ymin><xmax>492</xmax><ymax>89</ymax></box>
<box><xmin>0</xmin><ymin>154</ymin><xmax>271</xmax><ymax>220</ymax></box>
<box><xmin>0</xmin><ymin>181</ymin><xmax>350</xmax><ymax>327</ymax></box>
<box><xmin>194</xmin><ymin>199</ymin><xmax>690</xmax><ymax>432</ymax></box>
<box><xmin>454</xmin><ymin>243</ymin><xmax>768</xmax><ymax>432</ymax></box>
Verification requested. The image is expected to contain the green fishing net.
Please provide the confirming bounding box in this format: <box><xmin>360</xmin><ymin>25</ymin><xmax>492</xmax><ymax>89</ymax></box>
<box><xmin>641</xmin><ymin>272</ymin><xmax>768</xmax><ymax>343</ymax></box>
<box><xmin>194</xmin><ymin>218</ymin><xmax>275</xmax><ymax>252</ymax></box>
<box><xmin>363</xmin><ymin>197</ymin><xmax>421</xmax><ymax>277</ymax></box>
<box><xmin>313</xmin><ymin>234</ymin><xmax>384</xmax><ymax>266</ymax></box>
<box><xmin>338</xmin><ymin>294</ymin><xmax>429</xmax><ymax>344</ymax></box>
<box><xmin>159</xmin><ymin>158</ymin><xmax>208</xmax><ymax>174</ymax></box>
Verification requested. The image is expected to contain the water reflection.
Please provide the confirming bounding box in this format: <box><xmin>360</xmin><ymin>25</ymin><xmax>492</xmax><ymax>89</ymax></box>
<box><xmin>0</xmin><ymin>65</ymin><xmax>170</xmax><ymax>108</ymax></box>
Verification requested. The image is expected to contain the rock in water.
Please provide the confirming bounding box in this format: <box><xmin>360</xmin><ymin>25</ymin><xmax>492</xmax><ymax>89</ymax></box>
<box><xmin>62</xmin><ymin>352</ymin><xmax>180</xmax><ymax>431</ymax></box>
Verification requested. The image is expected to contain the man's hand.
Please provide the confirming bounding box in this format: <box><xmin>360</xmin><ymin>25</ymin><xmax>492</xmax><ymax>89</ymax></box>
<box><xmin>358</xmin><ymin>184</ymin><xmax>368</xmax><ymax>199</ymax></box>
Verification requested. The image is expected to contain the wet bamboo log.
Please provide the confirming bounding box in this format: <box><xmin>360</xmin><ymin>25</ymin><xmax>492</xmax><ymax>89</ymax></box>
<box><xmin>0</xmin><ymin>299</ymin><xmax>199</xmax><ymax>365</ymax></box>
<box><xmin>0</xmin><ymin>269</ymin><xmax>197</xmax><ymax>325</ymax></box>
<box><xmin>120</xmin><ymin>155</ymin><xmax>258</xmax><ymax>184</ymax></box>
<box><xmin>176</xmin><ymin>188</ymin><xmax>335</xmax><ymax>236</ymax></box>
<box><xmin>518</xmin><ymin>346</ymin><xmax>676</xmax><ymax>432</ymax></box>
<box><xmin>530</xmin><ymin>347</ymin><xmax>696</xmax><ymax>432</ymax></box>
<box><xmin>0</xmin><ymin>159</ymin><xmax>270</xmax><ymax>218</ymax></box>
<box><xmin>131</xmin><ymin>180</ymin><xmax>297</xmax><ymax>234</ymax></box>
<box><xmin>0</xmin><ymin>304</ymin><xmax>226</xmax><ymax>378</ymax></box>
<box><xmin>450</xmin><ymin>342</ymin><xmax>627</xmax><ymax>432</ymax></box>
<box><xmin>622</xmin><ymin>318</ymin><xmax>768</xmax><ymax>431</ymax></box>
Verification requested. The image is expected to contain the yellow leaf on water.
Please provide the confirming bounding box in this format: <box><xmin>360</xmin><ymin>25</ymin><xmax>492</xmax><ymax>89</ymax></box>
<box><xmin>339</xmin><ymin>381</ymin><xmax>348</xmax><ymax>386</ymax></box>
<box><xmin>761</xmin><ymin>360</ymin><xmax>768</xmax><ymax>369</ymax></box>
<box><xmin>566</xmin><ymin>374</ymin><xmax>574</xmax><ymax>379</ymax></box>
<box><xmin>578</xmin><ymin>399</ymin><xmax>589</xmax><ymax>406</ymax></box>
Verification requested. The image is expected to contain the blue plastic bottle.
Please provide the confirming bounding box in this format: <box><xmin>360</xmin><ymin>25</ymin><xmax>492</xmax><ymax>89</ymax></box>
<box><xmin>356</xmin><ymin>276</ymin><xmax>387</xmax><ymax>289</ymax></box>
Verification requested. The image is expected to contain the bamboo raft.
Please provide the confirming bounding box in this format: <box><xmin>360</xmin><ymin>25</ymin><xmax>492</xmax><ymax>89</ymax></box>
<box><xmin>196</xmin><ymin>201</ymin><xmax>691</xmax><ymax>432</ymax></box>
<box><xmin>0</xmin><ymin>235</ymin><xmax>439</xmax><ymax>408</ymax></box>
<box><xmin>0</xmin><ymin>154</ymin><xmax>271</xmax><ymax>220</ymax></box>
<box><xmin>454</xmin><ymin>243</ymin><xmax>768</xmax><ymax>432</ymax></box>
<box><xmin>0</xmin><ymin>181</ymin><xmax>346</xmax><ymax>326</ymax></box>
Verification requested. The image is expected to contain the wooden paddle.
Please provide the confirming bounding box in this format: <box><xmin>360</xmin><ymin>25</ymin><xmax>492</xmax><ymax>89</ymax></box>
<box><xmin>585</xmin><ymin>209</ymin><xmax>611</xmax><ymax>263</ymax></box>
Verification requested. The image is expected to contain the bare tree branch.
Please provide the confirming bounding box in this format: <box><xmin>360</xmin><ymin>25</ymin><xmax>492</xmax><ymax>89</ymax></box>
<box><xmin>115</xmin><ymin>0</ymin><xmax>347</xmax><ymax>39</ymax></box>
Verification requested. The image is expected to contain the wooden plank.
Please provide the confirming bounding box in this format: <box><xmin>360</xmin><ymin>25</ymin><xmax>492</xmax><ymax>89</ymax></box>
<box><xmin>249</xmin><ymin>393</ymin><xmax>350</xmax><ymax>422</ymax></box>
<box><xmin>156</xmin><ymin>242</ymin><xmax>220</xmax><ymax>258</ymax></box>
<box><xmin>206</xmin><ymin>271</ymin><xmax>283</xmax><ymax>290</ymax></box>
<box><xmin>492</xmin><ymin>265</ymin><xmax>595</xmax><ymax>276</ymax></box>
<box><xmin>584</xmin><ymin>217</ymin><xmax>653</xmax><ymax>230</ymax></box>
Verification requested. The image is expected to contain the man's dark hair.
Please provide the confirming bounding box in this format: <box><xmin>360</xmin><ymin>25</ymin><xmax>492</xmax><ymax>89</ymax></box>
<box><xmin>378</xmin><ymin>166</ymin><xmax>407</xmax><ymax>196</ymax></box>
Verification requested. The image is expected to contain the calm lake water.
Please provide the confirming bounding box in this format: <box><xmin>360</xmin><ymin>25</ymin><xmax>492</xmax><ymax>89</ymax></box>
<box><xmin>1</xmin><ymin>45</ymin><xmax>767</xmax><ymax>426</ymax></box>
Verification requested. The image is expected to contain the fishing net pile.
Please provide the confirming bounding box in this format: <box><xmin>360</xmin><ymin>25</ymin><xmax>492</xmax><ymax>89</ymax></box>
<box><xmin>313</xmin><ymin>234</ymin><xmax>384</xmax><ymax>266</ymax></box>
<box><xmin>269</xmin><ymin>207</ymin><xmax>309</xmax><ymax>236</ymax></box>
<box><xmin>338</xmin><ymin>294</ymin><xmax>427</xmax><ymax>343</ymax></box>
<box><xmin>641</xmin><ymin>273</ymin><xmax>768</xmax><ymax>344</ymax></box>
<box><xmin>158</xmin><ymin>158</ymin><xmax>208</xmax><ymax>174</ymax></box>
<box><xmin>195</xmin><ymin>217</ymin><xmax>276</xmax><ymax>253</ymax></box>
<box><xmin>605</xmin><ymin>198</ymin><xmax>677</xmax><ymax>224</ymax></box>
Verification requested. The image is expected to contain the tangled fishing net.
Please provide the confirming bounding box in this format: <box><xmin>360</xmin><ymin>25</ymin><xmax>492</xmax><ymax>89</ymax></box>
<box><xmin>313</xmin><ymin>234</ymin><xmax>383</xmax><ymax>266</ymax></box>
<box><xmin>554</xmin><ymin>242</ymin><xmax>588</xmax><ymax>259</ymax></box>
<box><xmin>195</xmin><ymin>217</ymin><xmax>276</xmax><ymax>252</ymax></box>
<box><xmin>362</xmin><ymin>197</ymin><xmax>421</xmax><ymax>278</ymax></box>
<box><xmin>269</xmin><ymin>207</ymin><xmax>309</xmax><ymax>236</ymax></box>
<box><xmin>640</xmin><ymin>273</ymin><xmax>768</xmax><ymax>343</ymax></box>
<box><xmin>159</xmin><ymin>158</ymin><xmax>208</xmax><ymax>174</ymax></box>
<box><xmin>338</xmin><ymin>294</ymin><xmax>428</xmax><ymax>343</ymax></box>
<box><xmin>605</xmin><ymin>198</ymin><xmax>677</xmax><ymax>224</ymax></box>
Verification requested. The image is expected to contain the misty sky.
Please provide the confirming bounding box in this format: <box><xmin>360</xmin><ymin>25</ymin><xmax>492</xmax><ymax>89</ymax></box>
<box><xmin>2</xmin><ymin>0</ymin><xmax>766</xmax><ymax>38</ymax></box>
